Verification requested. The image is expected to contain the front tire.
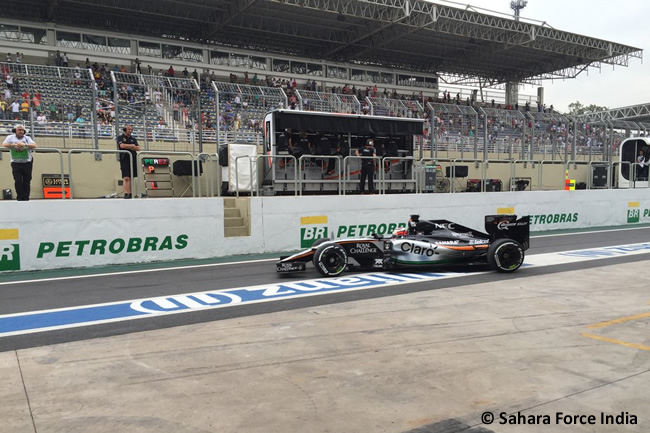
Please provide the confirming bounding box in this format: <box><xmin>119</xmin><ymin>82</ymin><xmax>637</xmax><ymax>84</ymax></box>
<box><xmin>487</xmin><ymin>239</ymin><xmax>524</xmax><ymax>272</ymax></box>
<box><xmin>311</xmin><ymin>237</ymin><xmax>330</xmax><ymax>248</ymax></box>
<box><xmin>313</xmin><ymin>243</ymin><xmax>348</xmax><ymax>277</ymax></box>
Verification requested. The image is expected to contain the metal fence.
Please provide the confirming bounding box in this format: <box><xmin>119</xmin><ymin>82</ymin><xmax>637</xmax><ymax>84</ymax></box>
<box><xmin>366</xmin><ymin>96</ymin><xmax>424</xmax><ymax>118</ymax></box>
<box><xmin>111</xmin><ymin>72</ymin><xmax>201</xmax><ymax>153</ymax></box>
<box><xmin>294</xmin><ymin>90</ymin><xmax>360</xmax><ymax>114</ymax></box>
<box><xmin>212</xmin><ymin>82</ymin><xmax>286</xmax><ymax>145</ymax></box>
<box><xmin>0</xmin><ymin>62</ymin><xmax>98</xmax><ymax>148</ymax></box>
<box><xmin>477</xmin><ymin>107</ymin><xmax>528</xmax><ymax>159</ymax></box>
<box><xmin>427</xmin><ymin>102</ymin><xmax>479</xmax><ymax>159</ymax></box>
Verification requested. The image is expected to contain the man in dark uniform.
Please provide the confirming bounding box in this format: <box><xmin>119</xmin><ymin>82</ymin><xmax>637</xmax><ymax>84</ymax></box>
<box><xmin>326</xmin><ymin>134</ymin><xmax>349</xmax><ymax>175</ymax></box>
<box><xmin>316</xmin><ymin>133</ymin><xmax>332</xmax><ymax>172</ymax></box>
<box><xmin>117</xmin><ymin>124</ymin><xmax>140</xmax><ymax>199</ymax></box>
<box><xmin>356</xmin><ymin>138</ymin><xmax>377</xmax><ymax>194</ymax></box>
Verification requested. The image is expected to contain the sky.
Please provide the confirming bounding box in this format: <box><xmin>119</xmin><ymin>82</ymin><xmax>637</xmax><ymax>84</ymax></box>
<box><xmin>438</xmin><ymin>0</ymin><xmax>650</xmax><ymax>112</ymax></box>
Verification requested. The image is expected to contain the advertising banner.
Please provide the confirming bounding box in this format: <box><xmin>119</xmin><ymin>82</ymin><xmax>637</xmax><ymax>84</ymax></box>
<box><xmin>1</xmin><ymin>190</ymin><xmax>649</xmax><ymax>273</ymax></box>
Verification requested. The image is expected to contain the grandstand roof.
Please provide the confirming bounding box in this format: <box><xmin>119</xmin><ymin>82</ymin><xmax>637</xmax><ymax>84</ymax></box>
<box><xmin>575</xmin><ymin>103</ymin><xmax>650</xmax><ymax>130</ymax></box>
<box><xmin>10</xmin><ymin>0</ymin><xmax>642</xmax><ymax>86</ymax></box>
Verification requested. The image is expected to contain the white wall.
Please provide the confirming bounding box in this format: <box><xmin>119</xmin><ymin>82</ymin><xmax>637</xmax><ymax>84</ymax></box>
<box><xmin>1</xmin><ymin>190</ymin><xmax>648</xmax><ymax>272</ymax></box>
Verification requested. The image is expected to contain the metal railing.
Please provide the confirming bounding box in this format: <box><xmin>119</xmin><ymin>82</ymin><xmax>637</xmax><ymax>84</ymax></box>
<box><xmin>0</xmin><ymin>147</ymin><xmax>66</xmax><ymax>199</ymax></box>
<box><xmin>67</xmin><ymin>149</ymin><xmax>134</xmax><ymax>199</ymax></box>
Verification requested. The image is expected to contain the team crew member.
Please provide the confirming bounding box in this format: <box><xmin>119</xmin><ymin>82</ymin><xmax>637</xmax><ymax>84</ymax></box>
<box><xmin>2</xmin><ymin>124</ymin><xmax>37</xmax><ymax>201</ymax></box>
<box><xmin>356</xmin><ymin>138</ymin><xmax>377</xmax><ymax>194</ymax></box>
<box><xmin>117</xmin><ymin>124</ymin><xmax>140</xmax><ymax>199</ymax></box>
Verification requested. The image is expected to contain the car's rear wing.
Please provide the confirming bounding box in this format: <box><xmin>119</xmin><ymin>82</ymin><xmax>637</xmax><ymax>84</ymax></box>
<box><xmin>484</xmin><ymin>215</ymin><xmax>530</xmax><ymax>250</ymax></box>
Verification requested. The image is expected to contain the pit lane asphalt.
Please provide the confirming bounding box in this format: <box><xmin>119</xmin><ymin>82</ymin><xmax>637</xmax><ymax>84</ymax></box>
<box><xmin>1</xmin><ymin>226</ymin><xmax>649</xmax><ymax>352</ymax></box>
<box><xmin>1</xmin><ymin>226</ymin><xmax>649</xmax><ymax>433</ymax></box>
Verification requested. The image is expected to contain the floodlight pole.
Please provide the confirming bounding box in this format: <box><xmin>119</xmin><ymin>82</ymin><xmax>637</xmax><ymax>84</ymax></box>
<box><xmin>510</xmin><ymin>0</ymin><xmax>528</xmax><ymax>21</ymax></box>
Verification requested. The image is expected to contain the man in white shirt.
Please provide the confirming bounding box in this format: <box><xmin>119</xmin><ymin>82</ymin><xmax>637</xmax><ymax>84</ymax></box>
<box><xmin>2</xmin><ymin>124</ymin><xmax>38</xmax><ymax>201</ymax></box>
<box><xmin>11</xmin><ymin>100</ymin><xmax>20</xmax><ymax>117</ymax></box>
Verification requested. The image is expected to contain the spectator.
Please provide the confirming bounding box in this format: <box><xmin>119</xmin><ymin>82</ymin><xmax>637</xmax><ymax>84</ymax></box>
<box><xmin>55</xmin><ymin>50</ymin><xmax>62</xmax><ymax>66</ymax></box>
<box><xmin>134</xmin><ymin>57</ymin><xmax>142</xmax><ymax>74</ymax></box>
<box><xmin>6</xmin><ymin>73</ymin><xmax>13</xmax><ymax>90</ymax></box>
<box><xmin>2</xmin><ymin>124</ymin><xmax>38</xmax><ymax>201</ymax></box>
<box><xmin>192</xmin><ymin>69</ymin><xmax>199</xmax><ymax>81</ymax></box>
<box><xmin>62</xmin><ymin>52</ymin><xmax>68</xmax><ymax>67</ymax></box>
<box><xmin>74</xmin><ymin>64</ymin><xmax>82</xmax><ymax>85</ymax></box>
<box><xmin>20</xmin><ymin>100</ymin><xmax>29</xmax><ymax>120</ymax></box>
<box><xmin>48</xmin><ymin>102</ymin><xmax>59</xmax><ymax>121</ymax></box>
<box><xmin>182</xmin><ymin>67</ymin><xmax>189</xmax><ymax>78</ymax></box>
<box><xmin>168</xmin><ymin>65</ymin><xmax>175</xmax><ymax>77</ymax></box>
<box><xmin>6</xmin><ymin>52</ymin><xmax>12</xmax><ymax>63</ymax></box>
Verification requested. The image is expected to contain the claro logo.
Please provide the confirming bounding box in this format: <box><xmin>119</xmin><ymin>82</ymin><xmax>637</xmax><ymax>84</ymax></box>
<box><xmin>37</xmin><ymin>235</ymin><xmax>189</xmax><ymax>258</ymax></box>
<box><xmin>401</xmin><ymin>242</ymin><xmax>437</xmax><ymax>256</ymax></box>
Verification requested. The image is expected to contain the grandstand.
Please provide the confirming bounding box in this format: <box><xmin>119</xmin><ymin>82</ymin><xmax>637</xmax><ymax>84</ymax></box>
<box><xmin>0</xmin><ymin>0</ymin><xmax>647</xmax><ymax>197</ymax></box>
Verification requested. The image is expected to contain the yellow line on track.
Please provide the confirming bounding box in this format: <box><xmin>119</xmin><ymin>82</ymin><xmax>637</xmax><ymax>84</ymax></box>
<box><xmin>586</xmin><ymin>312</ymin><xmax>650</xmax><ymax>329</ymax></box>
<box><xmin>582</xmin><ymin>333</ymin><xmax>650</xmax><ymax>351</ymax></box>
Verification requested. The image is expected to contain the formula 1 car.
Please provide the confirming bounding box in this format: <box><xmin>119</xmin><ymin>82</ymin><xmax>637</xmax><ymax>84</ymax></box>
<box><xmin>277</xmin><ymin>214</ymin><xmax>530</xmax><ymax>276</ymax></box>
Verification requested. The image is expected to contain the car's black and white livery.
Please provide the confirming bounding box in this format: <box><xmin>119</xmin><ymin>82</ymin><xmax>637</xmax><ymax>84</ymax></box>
<box><xmin>277</xmin><ymin>214</ymin><xmax>530</xmax><ymax>277</ymax></box>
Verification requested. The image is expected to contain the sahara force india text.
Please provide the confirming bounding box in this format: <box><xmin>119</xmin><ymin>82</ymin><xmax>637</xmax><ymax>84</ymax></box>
<box><xmin>491</xmin><ymin>411</ymin><xmax>637</xmax><ymax>425</ymax></box>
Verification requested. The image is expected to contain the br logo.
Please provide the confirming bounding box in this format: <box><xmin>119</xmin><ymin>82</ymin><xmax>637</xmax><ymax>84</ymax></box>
<box><xmin>0</xmin><ymin>229</ymin><xmax>21</xmax><ymax>272</ymax></box>
<box><xmin>300</xmin><ymin>216</ymin><xmax>328</xmax><ymax>248</ymax></box>
<box><xmin>627</xmin><ymin>203</ymin><xmax>640</xmax><ymax>224</ymax></box>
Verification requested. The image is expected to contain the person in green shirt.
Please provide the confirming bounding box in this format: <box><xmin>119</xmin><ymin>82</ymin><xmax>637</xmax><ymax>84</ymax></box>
<box><xmin>2</xmin><ymin>124</ymin><xmax>38</xmax><ymax>201</ymax></box>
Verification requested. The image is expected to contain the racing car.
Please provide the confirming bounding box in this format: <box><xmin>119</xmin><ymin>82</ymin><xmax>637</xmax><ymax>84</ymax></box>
<box><xmin>277</xmin><ymin>214</ymin><xmax>530</xmax><ymax>276</ymax></box>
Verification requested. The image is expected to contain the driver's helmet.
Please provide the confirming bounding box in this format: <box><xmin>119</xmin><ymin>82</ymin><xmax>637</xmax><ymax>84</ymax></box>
<box><xmin>392</xmin><ymin>227</ymin><xmax>408</xmax><ymax>237</ymax></box>
<box><xmin>408</xmin><ymin>214</ymin><xmax>420</xmax><ymax>234</ymax></box>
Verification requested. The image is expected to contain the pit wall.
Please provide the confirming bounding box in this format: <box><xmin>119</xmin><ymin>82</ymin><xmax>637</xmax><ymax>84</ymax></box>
<box><xmin>1</xmin><ymin>190</ymin><xmax>648</xmax><ymax>273</ymax></box>
<box><xmin>1</xmin><ymin>146</ymin><xmax>596</xmax><ymax>199</ymax></box>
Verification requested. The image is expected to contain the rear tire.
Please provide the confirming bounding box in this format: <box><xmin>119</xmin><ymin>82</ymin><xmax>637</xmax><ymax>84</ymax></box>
<box><xmin>313</xmin><ymin>243</ymin><xmax>348</xmax><ymax>277</ymax></box>
<box><xmin>487</xmin><ymin>239</ymin><xmax>524</xmax><ymax>272</ymax></box>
